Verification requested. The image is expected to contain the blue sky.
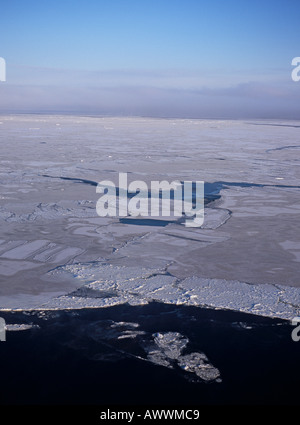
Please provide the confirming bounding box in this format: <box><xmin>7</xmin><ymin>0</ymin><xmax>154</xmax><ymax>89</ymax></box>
<box><xmin>1</xmin><ymin>0</ymin><xmax>300</xmax><ymax>117</ymax></box>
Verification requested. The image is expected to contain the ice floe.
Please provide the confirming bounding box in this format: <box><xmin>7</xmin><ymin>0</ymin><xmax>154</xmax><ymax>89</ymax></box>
<box><xmin>145</xmin><ymin>331</ymin><xmax>221</xmax><ymax>382</ymax></box>
<box><xmin>1</xmin><ymin>116</ymin><xmax>300</xmax><ymax>321</ymax></box>
<box><xmin>11</xmin><ymin>262</ymin><xmax>294</xmax><ymax>320</ymax></box>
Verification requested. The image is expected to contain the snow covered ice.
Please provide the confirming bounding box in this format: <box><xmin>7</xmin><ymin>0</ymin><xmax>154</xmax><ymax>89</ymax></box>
<box><xmin>0</xmin><ymin>115</ymin><xmax>300</xmax><ymax>321</ymax></box>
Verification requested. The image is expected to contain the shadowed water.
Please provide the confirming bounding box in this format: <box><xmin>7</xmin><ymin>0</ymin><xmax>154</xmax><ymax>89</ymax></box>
<box><xmin>0</xmin><ymin>303</ymin><xmax>299</xmax><ymax>405</ymax></box>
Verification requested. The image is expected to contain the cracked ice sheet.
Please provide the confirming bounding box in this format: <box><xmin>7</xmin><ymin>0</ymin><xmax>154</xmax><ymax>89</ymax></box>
<box><xmin>10</xmin><ymin>263</ymin><xmax>297</xmax><ymax>320</ymax></box>
<box><xmin>0</xmin><ymin>200</ymin><xmax>100</xmax><ymax>223</ymax></box>
<box><xmin>178</xmin><ymin>277</ymin><xmax>300</xmax><ymax>320</ymax></box>
<box><xmin>1</xmin><ymin>116</ymin><xmax>300</xmax><ymax>314</ymax></box>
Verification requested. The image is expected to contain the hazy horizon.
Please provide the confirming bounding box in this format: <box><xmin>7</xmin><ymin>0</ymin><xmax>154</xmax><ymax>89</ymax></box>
<box><xmin>1</xmin><ymin>0</ymin><xmax>300</xmax><ymax>118</ymax></box>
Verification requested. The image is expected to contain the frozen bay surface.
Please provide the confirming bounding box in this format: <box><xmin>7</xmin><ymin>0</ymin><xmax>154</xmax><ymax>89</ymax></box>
<box><xmin>0</xmin><ymin>115</ymin><xmax>300</xmax><ymax>320</ymax></box>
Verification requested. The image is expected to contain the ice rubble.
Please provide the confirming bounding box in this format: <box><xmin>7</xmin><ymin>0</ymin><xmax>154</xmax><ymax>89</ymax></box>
<box><xmin>145</xmin><ymin>331</ymin><xmax>221</xmax><ymax>382</ymax></box>
<box><xmin>33</xmin><ymin>262</ymin><xmax>300</xmax><ymax>320</ymax></box>
<box><xmin>5</xmin><ymin>323</ymin><xmax>39</xmax><ymax>331</ymax></box>
<box><xmin>55</xmin><ymin>318</ymin><xmax>221</xmax><ymax>383</ymax></box>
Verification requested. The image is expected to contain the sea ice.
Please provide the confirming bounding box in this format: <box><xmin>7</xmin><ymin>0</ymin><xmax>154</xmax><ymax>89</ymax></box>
<box><xmin>0</xmin><ymin>116</ymin><xmax>300</xmax><ymax>319</ymax></box>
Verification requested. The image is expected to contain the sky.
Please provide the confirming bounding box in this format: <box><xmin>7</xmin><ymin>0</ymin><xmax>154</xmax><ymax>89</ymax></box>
<box><xmin>0</xmin><ymin>0</ymin><xmax>300</xmax><ymax>118</ymax></box>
